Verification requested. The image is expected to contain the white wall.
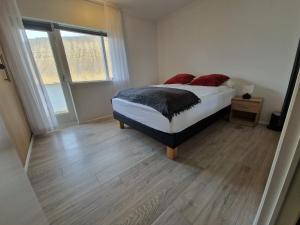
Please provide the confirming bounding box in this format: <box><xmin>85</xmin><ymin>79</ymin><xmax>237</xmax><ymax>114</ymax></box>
<box><xmin>0</xmin><ymin>116</ymin><xmax>48</xmax><ymax>225</ymax></box>
<box><xmin>17</xmin><ymin>0</ymin><xmax>106</xmax><ymax>30</ymax></box>
<box><xmin>157</xmin><ymin>0</ymin><xmax>300</xmax><ymax>123</ymax></box>
<box><xmin>17</xmin><ymin>0</ymin><xmax>158</xmax><ymax>122</ymax></box>
<box><xmin>123</xmin><ymin>13</ymin><xmax>158</xmax><ymax>88</ymax></box>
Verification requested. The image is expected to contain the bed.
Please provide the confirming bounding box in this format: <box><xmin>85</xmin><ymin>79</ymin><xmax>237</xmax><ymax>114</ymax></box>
<box><xmin>112</xmin><ymin>84</ymin><xmax>236</xmax><ymax>159</ymax></box>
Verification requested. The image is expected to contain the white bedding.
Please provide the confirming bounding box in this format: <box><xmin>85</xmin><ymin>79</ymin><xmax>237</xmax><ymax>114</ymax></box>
<box><xmin>112</xmin><ymin>84</ymin><xmax>236</xmax><ymax>133</ymax></box>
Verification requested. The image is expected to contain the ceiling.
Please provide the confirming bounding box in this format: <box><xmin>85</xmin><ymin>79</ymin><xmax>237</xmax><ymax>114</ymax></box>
<box><xmin>108</xmin><ymin>0</ymin><xmax>195</xmax><ymax>21</ymax></box>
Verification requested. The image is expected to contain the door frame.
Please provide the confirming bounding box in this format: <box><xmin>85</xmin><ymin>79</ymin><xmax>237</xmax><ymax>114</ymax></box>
<box><xmin>26</xmin><ymin>28</ymin><xmax>78</xmax><ymax>127</ymax></box>
<box><xmin>253</xmin><ymin>72</ymin><xmax>300</xmax><ymax>225</ymax></box>
<box><xmin>48</xmin><ymin>29</ymin><xmax>78</xmax><ymax>126</ymax></box>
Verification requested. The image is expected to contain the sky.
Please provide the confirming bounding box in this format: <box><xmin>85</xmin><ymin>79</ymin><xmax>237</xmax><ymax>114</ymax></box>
<box><xmin>26</xmin><ymin>30</ymin><xmax>84</xmax><ymax>39</ymax></box>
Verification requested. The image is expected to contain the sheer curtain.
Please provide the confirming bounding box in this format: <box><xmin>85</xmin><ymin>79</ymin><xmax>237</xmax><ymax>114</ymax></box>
<box><xmin>104</xmin><ymin>2</ymin><xmax>130</xmax><ymax>88</ymax></box>
<box><xmin>0</xmin><ymin>0</ymin><xmax>57</xmax><ymax>135</ymax></box>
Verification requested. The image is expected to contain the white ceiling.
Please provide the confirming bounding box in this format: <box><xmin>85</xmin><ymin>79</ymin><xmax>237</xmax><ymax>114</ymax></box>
<box><xmin>108</xmin><ymin>0</ymin><xmax>195</xmax><ymax>21</ymax></box>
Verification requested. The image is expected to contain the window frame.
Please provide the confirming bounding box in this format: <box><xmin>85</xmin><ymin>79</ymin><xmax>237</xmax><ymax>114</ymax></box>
<box><xmin>23</xmin><ymin>18</ymin><xmax>107</xmax><ymax>37</ymax></box>
<box><xmin>23</xmin><ymin>18</ymin><xmax>112</xmax><ymax>84</ymax></box>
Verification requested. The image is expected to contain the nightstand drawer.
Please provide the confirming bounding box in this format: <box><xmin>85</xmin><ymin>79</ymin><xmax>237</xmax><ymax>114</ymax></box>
<box><xmin>231</xmin><ymin>101</ymin><xmax>260</xmax><ymax>113</ymax></box>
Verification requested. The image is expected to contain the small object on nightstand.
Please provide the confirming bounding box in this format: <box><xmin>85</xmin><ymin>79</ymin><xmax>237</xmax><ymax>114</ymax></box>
<box><xmin>242</xmin><ymin>93</ymin><xmax>251</xmax><ymax>99</ymax></box>
<box><xmin>241</xmin><ymin>84</ymin><xmax>255</xmax><ymax>99</ymax></box>
<box><xmin>230</xmin><ymin>96</ymin><xmax>263</xmax><ymax>127</ymax></box>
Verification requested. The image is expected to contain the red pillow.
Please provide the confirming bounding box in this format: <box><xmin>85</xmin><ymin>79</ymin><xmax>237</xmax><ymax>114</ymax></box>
<box><xmin>190</xmin><ymin>74</ymin><xmax>229</xmax><ymax>86</ymax></box>
<box><xmin>164</xmin><ymin>73</ymin><xmax>195</xmax><ymax>84</ymax></box>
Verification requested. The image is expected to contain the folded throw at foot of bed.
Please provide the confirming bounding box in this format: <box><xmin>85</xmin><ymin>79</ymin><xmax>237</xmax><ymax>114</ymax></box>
<box><xmin>112</xmin><ymin>87</ymin><xmax>201</xmax><ymax>121</ymax></box>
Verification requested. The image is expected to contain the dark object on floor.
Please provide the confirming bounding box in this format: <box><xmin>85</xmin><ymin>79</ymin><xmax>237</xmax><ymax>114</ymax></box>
<box><xmin>268</xmin><ymin>111</ymin><xmax>282</xmax><ymax>131</ymax></box>
<box><xmin>242</xmin><ymin>93</ymin><xmax>251</xmax><ymax>99</ymax></box>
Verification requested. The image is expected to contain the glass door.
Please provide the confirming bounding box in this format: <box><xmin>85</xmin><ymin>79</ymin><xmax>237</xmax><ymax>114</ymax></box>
<box><xmin>26</xmin><ymin>30</ymin><xmax>77</xmax><ymax>126</ymax></box>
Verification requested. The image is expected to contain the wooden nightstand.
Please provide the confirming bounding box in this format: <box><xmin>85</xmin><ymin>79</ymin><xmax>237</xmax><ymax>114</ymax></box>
<box><xmin>230</xmin><ymin>96</ymin><xmax>263</xmax><ymax>127</ymax></box>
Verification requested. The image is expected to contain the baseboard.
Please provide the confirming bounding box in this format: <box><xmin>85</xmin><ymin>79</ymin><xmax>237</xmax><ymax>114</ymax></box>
<box><xmin>24</xmin><ymin>135</ymin><xmax>34</xmax><ymax>172</ymax></box>
<box><xmin>79</xmin><ymin>114</ymin><xmax>113</xmax><ymax>124</ymax></box>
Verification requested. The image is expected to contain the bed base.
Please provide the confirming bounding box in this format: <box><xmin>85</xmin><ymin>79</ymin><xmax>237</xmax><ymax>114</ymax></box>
<box><xmin>114</xmin><ymin>106</ymin><xmax>230</xmax><ymax>160</ymax></box>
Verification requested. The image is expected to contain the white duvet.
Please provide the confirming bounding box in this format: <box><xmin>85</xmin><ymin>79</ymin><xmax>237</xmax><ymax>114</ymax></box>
<box><xmin>112</xmin><ymin>84</ymin><xmax>236</xmax><ymax>133</ymax></box>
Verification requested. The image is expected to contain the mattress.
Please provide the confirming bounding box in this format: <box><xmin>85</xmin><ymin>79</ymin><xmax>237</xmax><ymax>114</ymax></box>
<box><xmin>112</xmin><ymin>84</ymin><xmax>236</xmax><ymax>133</ymax></box>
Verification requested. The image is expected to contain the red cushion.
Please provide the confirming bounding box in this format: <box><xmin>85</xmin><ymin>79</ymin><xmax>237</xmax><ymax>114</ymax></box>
<box><xmin>190</xmin><ymin>74</ymin><xmax>230</xmax><ymax>86</ymax></box>
<box><xmin>164</xmin><ymin>73</ymin><xmax>195</xmax><ymax>84</ymax></box>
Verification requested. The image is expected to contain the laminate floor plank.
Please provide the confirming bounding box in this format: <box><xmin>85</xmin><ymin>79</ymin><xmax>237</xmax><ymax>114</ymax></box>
<box><xmin>28</xmin><ymin>119</ymin><xmax>279</xmax><ymax>225</ymax></box>
<box><xmin>48</xmin><ymin>154</ymin><xmax>171</xmax><ymax>225</ymax></box>
<box><xmin>152</xmin><ymin>206</ymin><xmax>191</xmax><ymax>225</ymax></box>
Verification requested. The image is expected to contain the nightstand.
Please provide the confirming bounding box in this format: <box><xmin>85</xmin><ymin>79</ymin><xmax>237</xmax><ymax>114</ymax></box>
<box><xmin>230</xmin><ymin>96</ymin><xmax>263</xmax><ymax>127</ymax></box>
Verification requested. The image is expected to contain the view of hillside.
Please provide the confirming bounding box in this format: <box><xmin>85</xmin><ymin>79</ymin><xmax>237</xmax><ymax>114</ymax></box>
<box><xmin>28</xmin><ymin>35</ymin><xmax>108</xmax><ymax>84</ymax></box>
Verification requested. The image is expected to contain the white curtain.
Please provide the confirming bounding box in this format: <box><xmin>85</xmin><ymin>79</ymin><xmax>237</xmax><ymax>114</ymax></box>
<box><xmin>0</xmin><ymin>0</ymin><xmax>58</xmax><ymax>135</ymax></box>
<box><xmin>104</xmin><ymin>3</ymin><xmax>130</xmax><ymax>88</ymax></box>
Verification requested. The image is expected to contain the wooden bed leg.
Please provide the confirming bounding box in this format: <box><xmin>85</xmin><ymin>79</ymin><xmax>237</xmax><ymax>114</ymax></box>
<box><xmin>119</xmin><ymin>121</ymin><xmax>125</xmax><ymax>129</ymax></box>
<box><xmin>166</xmin><ymin>147</ymin><xmax>177</xmax><ymax>160</ymax></box>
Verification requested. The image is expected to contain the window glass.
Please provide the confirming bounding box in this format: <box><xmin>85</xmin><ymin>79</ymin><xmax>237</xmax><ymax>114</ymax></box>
<box><xmin>60</xmin><ymin>30</ymin><xmax>108</xmax><ymax>82</ymax></box>
<box><xmin>26</xmin><ymin>30</ymin><xmax>68</xmax><ymax>114</ymax></box>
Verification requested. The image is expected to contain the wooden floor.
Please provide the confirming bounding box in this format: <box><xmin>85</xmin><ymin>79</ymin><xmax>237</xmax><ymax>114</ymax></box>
<box><xmin>28</xmin><ymin>119</ymin><xmax>279</xmax><ymax>225</ymax></box>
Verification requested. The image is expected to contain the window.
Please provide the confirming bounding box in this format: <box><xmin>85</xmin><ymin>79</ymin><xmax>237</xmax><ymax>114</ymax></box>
<box><xmin>23</xmin><ymin>19</ymin><xmax>110</xmax><ymax>125</ymax></box>
<box><xmin>60</xmin><ymin>30</ymin><xmax>112</xmax><ymax>82</ymax></box>
<box><xmin>23</xmin><ymin>19</ymin><xmax>112</xmax><ymax>84</ymax></box>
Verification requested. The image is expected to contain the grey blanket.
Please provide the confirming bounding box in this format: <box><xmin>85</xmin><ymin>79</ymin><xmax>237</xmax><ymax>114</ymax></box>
<box><xmin>113</xmin><ymin>87</ymin><xmax>201</xmax><ymax>121</ymax></box>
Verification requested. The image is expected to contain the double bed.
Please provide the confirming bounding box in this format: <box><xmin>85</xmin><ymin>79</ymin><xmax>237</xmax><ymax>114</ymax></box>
<box><xmin>112</xmin><ymin>84</ymin><xmax>236</xmax><ymax>159</ymax></box>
